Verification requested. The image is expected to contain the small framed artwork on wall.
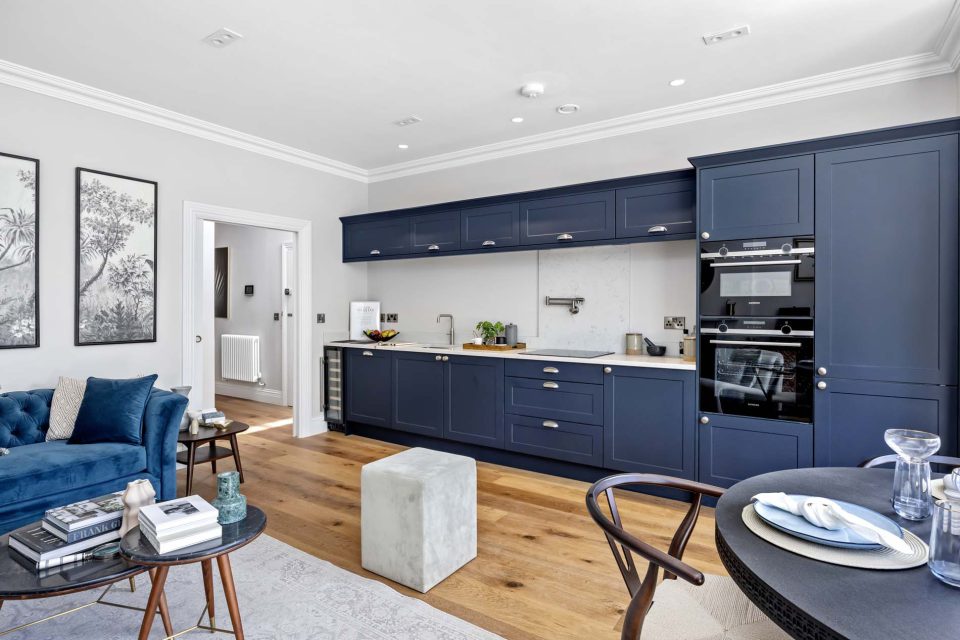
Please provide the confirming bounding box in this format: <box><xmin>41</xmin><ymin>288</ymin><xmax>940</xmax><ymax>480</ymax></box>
<box><xmin>214</xmin><ymin>246</ymin><xmax>230</xmax><ymax>319</ymax></box>
<box><xmin>0</xmin><ymin>152</ymin><xmax>39</xmax><ymax>349</ymax></box>
<box><xmin>76</xmin><ymin>168</ymin><xmax>158</xmax><ymax>345</ymax></box>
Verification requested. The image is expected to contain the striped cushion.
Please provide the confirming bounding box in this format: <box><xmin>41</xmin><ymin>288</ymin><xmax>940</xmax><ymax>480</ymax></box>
<box><xmin>46</xmin><ymin>376</ymin><xmax>87</xmax><ymax>441</ymax></box>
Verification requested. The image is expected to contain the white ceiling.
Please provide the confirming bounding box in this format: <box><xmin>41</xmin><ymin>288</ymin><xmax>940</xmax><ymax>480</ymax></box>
<box><xmin>0</xmin><ymin>0</ymin><xmax>957</xmax><ymax>178</ymax></box>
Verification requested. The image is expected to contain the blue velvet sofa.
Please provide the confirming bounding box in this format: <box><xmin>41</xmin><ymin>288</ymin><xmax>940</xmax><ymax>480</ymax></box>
<box><xmin>0</xmin><ymin>388</ymin><xmax>187</xmax><ymax>534</ymax></box>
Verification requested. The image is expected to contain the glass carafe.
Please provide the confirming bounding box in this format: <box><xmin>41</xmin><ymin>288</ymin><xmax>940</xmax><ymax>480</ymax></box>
<box><xmin>884</xmin><ymin>429</ymin><xmax>941</xmax><ymax>520</ymax></box>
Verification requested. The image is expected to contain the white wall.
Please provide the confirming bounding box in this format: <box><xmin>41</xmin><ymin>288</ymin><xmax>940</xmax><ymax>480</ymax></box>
<box><xmin>0</xmin><ymin>83</ymin><xmax>367</xmax><ymax>429</ymax></box>
<box><xmin>367</xmin><ymin>75</ymin><xmax>958</xmax><ymax>354</ymax></box>
<box><xmin>213</xmin><ymin>223</ymin><xmax>294</xmax><ymax>400</ymax></box>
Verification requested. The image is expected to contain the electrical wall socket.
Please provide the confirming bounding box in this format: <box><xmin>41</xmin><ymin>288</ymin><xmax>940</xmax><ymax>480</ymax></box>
<box><xmin>316</xmin><ymin>313</ymin><xmax>325</xmax><ymax>324</ymax></box>
<box><xmin>384</xmin><ymin>313</ymin><xmax>399</xmax><ymax>323</ymax></box>
<box><xmin>664</xmin><ymin>316</ymin><xmax>686</xmax><ymax>330</ymax></box>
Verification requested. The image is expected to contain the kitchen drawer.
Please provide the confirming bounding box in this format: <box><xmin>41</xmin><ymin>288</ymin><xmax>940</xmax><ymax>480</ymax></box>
<box><xmin>504</xmin><ymin>359</ymin><xmax>603</xmax><ymax>384</ymax></box>
<box><xmin>504</xmin><ymin>377</ymin><xmax>603</xmax><ymax>425</ymax></box>
<box><xmin>505</xmin><ymin>414</ymin><xmax>603</xmax><ymax>466</ymax></box>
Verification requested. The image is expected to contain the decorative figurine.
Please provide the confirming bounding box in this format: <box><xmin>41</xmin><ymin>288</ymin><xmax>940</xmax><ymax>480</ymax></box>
<box><xmin>120</xmin><ymin>478</ymin><xmax>156</xmax><ymax>537</ymax></box>
<box><xmin>211</xmin><ymin>471</ymin><xmax>247</xmax><ymax>525</ymax></box>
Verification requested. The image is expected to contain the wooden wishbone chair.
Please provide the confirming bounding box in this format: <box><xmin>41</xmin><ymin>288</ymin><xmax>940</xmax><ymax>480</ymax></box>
<box><xmin>585</xmin><ymin>473</ymin><xmax>725</xmax><ymax>640</ymax></box>
<box><xmin>859</xmin><ymin>454</ymin><xmax>960</xmax><ymax>469</ymax></box>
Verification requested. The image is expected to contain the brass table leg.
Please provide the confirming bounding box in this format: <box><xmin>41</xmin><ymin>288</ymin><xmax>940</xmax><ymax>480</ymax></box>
<box><xmin>201</xmin><ymin>559</ymin><xmax>216</xmax><ymax>632</ymax></box>
<box><xmin>129</xmin><ymin>576</ymin><xmax>136</xmax><ymax>592</ymax></box>
<box><xmin>217</xmin><ymin>554</ymin><xmax>244</xmax><ymax>640</ymax></box>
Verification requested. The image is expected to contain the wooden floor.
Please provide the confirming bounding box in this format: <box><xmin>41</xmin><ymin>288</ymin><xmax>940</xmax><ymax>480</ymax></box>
<box><xmin>194</xmin><ymin>396</ymin><xmax>725</xmax><ymax>640</ymax></box>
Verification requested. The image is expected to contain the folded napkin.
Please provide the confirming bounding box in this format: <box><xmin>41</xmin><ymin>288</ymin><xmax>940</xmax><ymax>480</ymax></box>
<box><xmin>752</xmin><ymin>493</ymin><xmax>912</xmax><ymax>554</ymax></box>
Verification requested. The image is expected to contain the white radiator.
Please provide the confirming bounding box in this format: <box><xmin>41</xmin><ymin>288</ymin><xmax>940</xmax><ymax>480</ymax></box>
<box><xmin>221</xmin><ymin>334</ymin><xmax>262</xmax><ymax>383</ymax></box>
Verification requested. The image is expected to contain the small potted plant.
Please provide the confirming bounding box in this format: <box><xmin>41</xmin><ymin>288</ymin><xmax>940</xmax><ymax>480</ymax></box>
<box><xmin>475</xmin><ymin>320</ymin><xmax>505</xmax><ymax>345</ymax></box>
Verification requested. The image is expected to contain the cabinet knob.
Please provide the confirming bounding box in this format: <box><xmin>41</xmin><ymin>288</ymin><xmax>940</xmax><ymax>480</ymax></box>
<box><xmin>817</xmin><ymin>367</ymin><xmax>827</xmax><ymax>376</ymax></box>
<box><xmin>603</xmin><ymin>366</ymin><xmax>612</xmax><ymax>374</ymax></box>
<box><xmin>427</xmin><ymin>244</ymin><xmax>440</xmax><ymax>252</ymax></box>
<box><xmin>542</xmin><ymin>381</ymin><xmax>559</xmax><ymax>389</ymax></box>
<box><xmin>700</xmin><ymin>416</ymin><xmax>710</xmax><ymax>425</ymax></box>
<box><xmin>557</xmin><ymin>233</ymin><xmax>574</xmax><ymax>241</ymax></box>
<box><xmin>542</xmin><ymin>366</ymin><xmax>559</xmax><ymax>374</ymax></box>
<box><xmin>542</xmin><ymin>420</ymin><xmax>559</xmax><ymax>429</ymax></box>
<box><xmin>442</xmin><ymin>355</ymin><xmax>449</xmax><ymax>362</ymax></box>
<box><xmin>701</xmin><ymin>232</ymin><xmax>710</xmax><ymax>240</ymax></box>
<box><xmin>362</xmin><ymin>350</ymin><xmax>374</xmax><ymax>357</ymax></box>
<box><xmin>647</xmin><ymin>225</ymin><xmax>668</xmax><ymax>234</ymax></box>
<box><xmin>435</xmin><ymin>355</ymin><xmax>442</xmax><ymax>361</ymax></box>
<box><xmin>482</xmin><ymin>240</ymin><xmax>496</xmax><ymax>247</ymax></box>
<box><xmin>369</xmin><ymin>249</ymin><xmax>381</xmax><ymax>256</ymax></box>
<box><xmin>817</xmin><ymin>381</ymin><xmax>827</xmax><ymax>390</ymax></box>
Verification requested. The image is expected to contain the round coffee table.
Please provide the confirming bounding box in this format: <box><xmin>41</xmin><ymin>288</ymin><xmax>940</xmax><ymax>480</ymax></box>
<box><xmin>177</xmin><ymin>421</ymin><xmax>249</xmax><ymax>495</ymax></box>
<box><xmin>716</xmin><ymin>468</ymin><xmax>957</xmax><ymax>639</ymax></box>
<box><xmin>120</xmin><ymin>505</ymin><xmax>266</xmax><ymax>640</ymax></box>
<box><xmin>0</xmin><ymin>532</ymin><xmax>173</xmax><ymax>637</ymax></box>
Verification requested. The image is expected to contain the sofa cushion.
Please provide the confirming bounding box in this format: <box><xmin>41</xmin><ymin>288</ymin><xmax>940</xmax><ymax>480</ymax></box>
<box><xmin>47</xmin><ymin>376</ymin><xmax>87</xmax><ymax>441</ymax></box>
<box><xmin>0</xmin><ymin>390</ymin><xmax>53</xmax><ymax>449</ymax></box>
<box><xmin>70</xmin><ymin>374</ymin><xmax>158</xmax><ymax>446</ymax></box>
<box><xmin>0</xmin><ymin>440</ymin><xmax>147</xmax><ymax>504</ymax></box>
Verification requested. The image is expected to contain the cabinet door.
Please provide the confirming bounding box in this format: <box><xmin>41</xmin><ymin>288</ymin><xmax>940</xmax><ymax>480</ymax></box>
<box><xmin>698</xmin><ymin>414</ymin><xmax>813</xmax><ymax>488</ymax></box>
<box><xmin>461</xmin><ymin>203</ymin><xmax>520</xmax><ymax>250</ymax></box>
<box><xmin>505</xmin><ymin>377</ymin><xmax>604</xmax><ymax>425</ymax></box>
<box><xmin>603</xmin><ymin>368</ymin><xmax>696</xmax><ymax>478</ymax></box>
<box><xmin>444</xmin><ymin>356</ymin><xmax>504</xmax><ymax>447</ymax></box>
<box><xmin>813</xmin><ymin>378</ymin><xmax>958</xmax><ymax>467</ymax></box>
<box><xmin>343</xmin><ymin>218</ymin><xmax>411</xmax><ymax>259</ymax></box>
<box><xmin>615</xmin><ymin>179</ymin><xmax>695</xmax><ymax>239</ymax></box>
<box><xmin>519</xmin><ymin>191</ymin><xmax>615</xmax><ymax>245</ymax></box>
<box><xmin>345</xmin><ymin>348</ymin><xmax>392</xmax><ymax>427</ymax></box>
<box><xmin>815</xmin><ymin>135</ymin><xmax>959</xmax><ymax>385</ymax></box>
<box><xmin>699</xmin><ymin>155</ymin><xmax>814</xmax><ymax>241</ymax></box>
<box><xmin>410</xmin><ymin>210</ymin><xmax>461</xmax><ymax>254</ymax></box>
<box><xmin>392</xmin><ymin>351</ymin><xmax>446</xmax><ymax>437</ymax></box>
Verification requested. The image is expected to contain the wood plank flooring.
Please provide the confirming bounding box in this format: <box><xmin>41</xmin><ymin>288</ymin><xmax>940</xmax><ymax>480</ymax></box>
<box><xmin>194</xmin><ymin>396</ymin><xmax>725</xmax><ymax>640</ymax></box>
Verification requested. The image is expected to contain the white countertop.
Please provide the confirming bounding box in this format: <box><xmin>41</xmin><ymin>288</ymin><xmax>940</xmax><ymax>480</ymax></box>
<box><xmin>326</xmin><ymin>341</ymin><xmax>696</xmax><ymax>370</ymax></box>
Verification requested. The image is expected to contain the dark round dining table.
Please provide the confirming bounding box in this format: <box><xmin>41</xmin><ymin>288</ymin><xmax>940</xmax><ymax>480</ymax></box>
<box><xmin>715</xmin><ymin>467</ymin><xmax>959</xmax><ymax>640</ymax></box>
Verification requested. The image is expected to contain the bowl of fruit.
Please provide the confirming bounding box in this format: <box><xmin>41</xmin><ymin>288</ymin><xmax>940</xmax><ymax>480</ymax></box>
<box><xmin>363</xmin><ymin>329</ymin><xmax>399</xmax><ymax>343</ymax></box>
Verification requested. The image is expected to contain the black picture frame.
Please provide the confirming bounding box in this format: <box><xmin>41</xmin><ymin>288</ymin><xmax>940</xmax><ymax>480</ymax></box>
<box><xmin>75</xmin><ymin>167</ymin><xmax>158</xmax><ymax>346</ymax></box>
<box><xmin>0</xmin><ymin>151</ymin><xmax>39</xmax><ymax>349</ymax></box>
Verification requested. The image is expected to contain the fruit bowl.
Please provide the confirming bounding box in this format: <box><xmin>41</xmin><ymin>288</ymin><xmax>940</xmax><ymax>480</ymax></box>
<box><xmin>363</xmin><ymin>329</ymin><xmax>399</xmax><ymax>342</ymax></box>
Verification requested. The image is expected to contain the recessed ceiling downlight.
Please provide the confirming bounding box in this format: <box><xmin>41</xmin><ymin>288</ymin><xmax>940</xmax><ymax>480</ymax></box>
<box><xmin>397</xmin><ymin>144</ymin><xmax>409</xmax><ymax>150</ymax></box>
<box><xmin>511</xmin><ymin>117</ymin><xmax>524</xmax><ymax>123</ymax></box>
<box><xmin>520</xmin><ymin>83</ymin><xmax>545</xmax><ymax>98</ymax></box>
<box><xmin>202</xmin><ymin>27</ymin><xmax>244</xmax><ymax>48</ymax></box>
<box><xmin>556</xmin><ymin>104</ymin><xmax>580</xmax><ymax>115</ymax></box>
<box><xmin>669</xmin><ymin>78</ymin><xmax>686</xmax><ymax>87</ymax></box>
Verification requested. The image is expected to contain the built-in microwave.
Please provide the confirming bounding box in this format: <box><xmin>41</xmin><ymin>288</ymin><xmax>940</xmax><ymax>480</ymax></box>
<box><xmin>700</xmin><ymin>237</ymin><xmax>814</xmax><ymax>318</ymax></box>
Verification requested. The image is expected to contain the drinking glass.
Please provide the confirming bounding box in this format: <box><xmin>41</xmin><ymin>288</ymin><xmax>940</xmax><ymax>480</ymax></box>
<box><xmin>884</xmin><ymin>429</ymin><xmax>941</xmax><ymax>520</ymax></box>
<box><xmin>929</xmin><ymin>500</ymin><xmax>960</xmax><ymax>587</ymax></box>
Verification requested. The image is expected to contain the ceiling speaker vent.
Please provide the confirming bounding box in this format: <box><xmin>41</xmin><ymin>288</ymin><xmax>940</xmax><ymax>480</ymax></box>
<box><xmin>393</xmin><ymin>116</ymin><xmax>422</xmax><ymax>127</ymax></box>
<box><xmin>702</xmin><ymin>25</ymin><xmax>750</xmax><ymax>46</ymax></box>
<box><xmin>203</xmin><ymin>28</ymin><xmax>244</xmax><ymax>48</ymax></box>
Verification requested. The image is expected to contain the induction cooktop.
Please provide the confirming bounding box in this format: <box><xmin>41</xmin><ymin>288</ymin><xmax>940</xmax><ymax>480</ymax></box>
<box><xmin>521</xmin><ymin>349</ymin><xmax>614</xmax><ymax>359</ymax></box>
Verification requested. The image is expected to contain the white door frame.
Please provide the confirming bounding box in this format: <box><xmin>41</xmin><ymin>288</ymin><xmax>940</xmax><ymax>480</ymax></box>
<box><xmin>182</xmin><ymin>201</ymin><xmax>313</xmax><ymax>438</ymax></box>
<box><xmin>280</xmin><ymin>240</ymin><xmax>295</xmax><ymax>407</ymax></box>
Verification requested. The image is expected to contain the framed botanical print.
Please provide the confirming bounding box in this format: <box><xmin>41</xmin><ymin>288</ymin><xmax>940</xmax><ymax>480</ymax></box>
<box><xmin>76</xmin><ymin>168</ymin><xmax>157</xmax><ymax>345</ymax></box>
<box><xmin>0</xmin><ymin>152</ymin><xmax>39</xmax><ymax>348</ymax></box>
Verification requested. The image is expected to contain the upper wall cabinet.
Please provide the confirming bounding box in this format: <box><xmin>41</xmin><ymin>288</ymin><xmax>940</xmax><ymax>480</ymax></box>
<box><xmin>519</xmin><ymin>191</ymin><xmax>616</xmax><ymax>245</ymax></box>
<box><xmin>616</xmin><ymin>179</ymin><xmax>696</xmax><ymax>239</ymax></box>
<box><xmin>699</xmin><ymin>155</ymin><xmax>814</xmax><ymax>241</ymax></box>
<box><xmin>343</xmin><ymin>218</ymin><xmax>411</xmax><ymax>259</ymax></box>
<box><xmin>461</xmin><ymin>202</ymin><xmax>520</xmax><ymax>250</ymax></box>
<box><xmin>411</xmin><ymin>210</ymin><xmax>460</xmax><ymax>254</ymax></box>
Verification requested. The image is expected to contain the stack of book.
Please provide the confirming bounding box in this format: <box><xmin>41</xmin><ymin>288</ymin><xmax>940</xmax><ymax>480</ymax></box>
<box><xmin>138</xmin><ymin>496</ymin><xmax>222</xmax><ymax>553</ymax></box>
<box><xmin>9</xmin><ymin>492</ymin><xmax>124</xmax><ymax>569</ymax></box>
<box><xmin>200</xmin><ymin>409</ymin><xmax>230</xmax><ymax>428</ymax></box>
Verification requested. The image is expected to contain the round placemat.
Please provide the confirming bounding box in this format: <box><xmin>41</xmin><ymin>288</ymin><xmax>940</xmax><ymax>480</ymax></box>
<box><xmin>741</xmin><ymin>505</ymin><xmax>928</xmax><ymax>570</ymax></box>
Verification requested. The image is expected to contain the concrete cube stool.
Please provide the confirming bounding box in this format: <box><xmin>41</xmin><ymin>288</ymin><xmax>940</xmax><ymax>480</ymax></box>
<box><xmin>361</xmin><ymin>447</ymin><xmax>477</xmax><ymax>593</ymax></box>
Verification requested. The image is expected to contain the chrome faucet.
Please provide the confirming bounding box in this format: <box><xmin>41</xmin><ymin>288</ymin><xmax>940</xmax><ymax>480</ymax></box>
<box><xmin>437</xmin><ymin>314</ymin><xmax>454</xmax><ymax>345</ymax></box>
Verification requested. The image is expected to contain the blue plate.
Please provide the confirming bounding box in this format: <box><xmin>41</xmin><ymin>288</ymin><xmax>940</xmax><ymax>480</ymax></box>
<box><xmin>753</xmin><ymin>496</ymin><xmax>904</xmax><ymax>550</ymax></box>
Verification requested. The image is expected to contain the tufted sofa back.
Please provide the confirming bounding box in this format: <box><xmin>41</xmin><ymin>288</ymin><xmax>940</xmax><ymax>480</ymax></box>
<box><xmin>0</xmin><ymin>389</ymin><xmax>54</xmax><ymax>448</ymax></box>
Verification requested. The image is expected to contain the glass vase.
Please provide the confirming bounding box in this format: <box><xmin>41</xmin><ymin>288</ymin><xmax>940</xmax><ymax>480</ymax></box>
<box><xmin>884</xmin><ymin>429</ymin><xmax>940</xmax><ymax>521</ymax></box>
<box><xmin>211</xmin><ymin>470</ymin><xmax>247</xmax><ymax>525</ymax></box>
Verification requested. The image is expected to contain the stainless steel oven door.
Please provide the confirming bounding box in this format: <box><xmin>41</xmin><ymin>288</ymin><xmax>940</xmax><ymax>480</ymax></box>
<box><xmin>699</xmin><ymin>334</ymin><xmax>814</xmax><ymax>422</ymax></box>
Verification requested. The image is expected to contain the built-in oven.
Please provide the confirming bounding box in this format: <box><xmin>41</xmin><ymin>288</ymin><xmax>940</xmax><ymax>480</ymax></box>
<box><xmin>699</xmin><ymin>318</ymin><xmax>814</xmax><ymax>423</ymax></box>
<box><xmin>700</xmin><ymin>237</ymin><xmax>814</xmax><ymax>318</ymax></box>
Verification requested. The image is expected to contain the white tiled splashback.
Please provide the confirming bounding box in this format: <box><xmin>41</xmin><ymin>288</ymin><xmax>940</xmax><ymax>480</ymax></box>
<box><xmin>366</xmin><ymin>240</ymin><xmax>697</xmax><ymax>356</ymax></box>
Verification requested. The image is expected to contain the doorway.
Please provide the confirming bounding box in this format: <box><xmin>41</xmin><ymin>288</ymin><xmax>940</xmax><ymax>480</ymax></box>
<box><xmin>181</xmin><ymin>201</ymin><xmax>313</xmax><ymax>437</ymax></box>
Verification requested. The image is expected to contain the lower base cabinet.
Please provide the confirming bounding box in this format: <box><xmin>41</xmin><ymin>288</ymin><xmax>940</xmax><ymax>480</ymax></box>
<box><xmin>393</xmin><ymin>352</ymin><xmax>445</xmax><ymax>437</ymax></box>
<box><xmin>345</xmin><ymin>348</ymin><xmax>393</xmax><ymax>428</ymax></box>
<box><xmin>445</xmin><ymin>356</ymin><xmax>505</xmax><ymax>447</ymax></box>
<box><xmin>698</xmin><ymin>414</ymin><xmax>813</xmax><ymax>488</ymax></box>
<box><xmin>505</xmin><ymin>414</ymin><xmax>603</xmax><ymax>466</ymax></box>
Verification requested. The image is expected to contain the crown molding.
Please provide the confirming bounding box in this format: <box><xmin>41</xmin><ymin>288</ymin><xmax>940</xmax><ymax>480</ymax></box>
<box><xmin>367</xmin><ymin>52</ymin><xmax>953</xmax><ymax>182</ymax></box>
<box><xmin>0</xmin><ymin>59</ymin><xmax>368</xmax><ymax>182</ymax></box>
<box><xmin>934</xmin><ymin>0</ymin><xmax>960</xmax><ymax>68</ymax></box>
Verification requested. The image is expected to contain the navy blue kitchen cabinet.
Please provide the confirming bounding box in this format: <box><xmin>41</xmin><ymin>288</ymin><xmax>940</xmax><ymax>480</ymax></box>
<box><xmin>698</xmin><ymin>155</ymin><xmax>814</xmax><ymax>241</ymax></box>
<box><xmin>343</xmin><ymin>218</ymin><xmax>410</xmax><ymax>259</ymax></box>
<box><xmin>504</xmin><ymin>359</ymin><xmax>603</xmax><ymax>384</ymax></box>
<box><xmin>615</xmin><ymin>178</ymin><xmax>695</xmax><ymax>239</ymax></box>
<box><xmin>460</xmin><ymin>203</ymin><xmax>520</xmax><ymax>250</ymax></box>
<box><xmin>505</xmin><ymin>414</ymin><xmax>604</xmax><ymax>466</ymax></box>
<box><xmin>815</xmin><ymin>135</ymin><xmax>959</xmax><ymax>386</ymax></box>
<box><xmin>698</xmin><ymin>414</ymin><xmax>813</xmax><ymax>488</ymax></box>
<box><xmin>444</xmin><ymin>355</ymin><xmax>505</xmax><ymax>447</ymax></box>
<box><xmin>392</xmin><ymin>351</ymin><xmax>445</xmax><ymax>437</ymax></box>
<box><xmin>505</xmin><ymin>376</ymin><xmax>604</xmax><ymax>425</ymax></box>
<box><xmin>813</xmin><ymin>378</ymin><xmax>958</xmax><ymax>467</ymax></box>
<box><xmin>410</xmin><ymin>210</ymin><xmax>461</xmax><ymax>254</ymax></box>
<box><xmin>345</xmin><ymin>348</ymin><xmax>393</xmax><ymax>428</ymax></box>
<box><xmin>603</xmin><ymin>367</ymin><xmax>696</xmax><ymax>478</ymax></box>
<box><xmin>519</xmin><ymin>191</ymin><xmax>616</xmax><ymax>246</ymax></box>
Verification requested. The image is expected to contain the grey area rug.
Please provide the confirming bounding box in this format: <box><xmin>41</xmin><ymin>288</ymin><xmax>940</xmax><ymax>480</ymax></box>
<box><xmin>0</xmin><ymin>535</ymin><xmax>504</xmax><ymax>640</ymax></box>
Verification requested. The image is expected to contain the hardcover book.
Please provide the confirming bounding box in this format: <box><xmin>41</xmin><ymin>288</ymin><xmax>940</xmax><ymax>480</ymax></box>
<box><xmin>8</xmin><ymin>523</ymin><xmax>119</xmax><ymax>566</ymax></box>
<box><xmin>44</xmin><ymin>492</ymin><xmax>124</xmax><ymax>532</ymax></box>
<box><xmin>138</xmin><ymin>495</ymin><xmax>218</xmax><ymax>532</ymax></box>
<box><xmin>42</xmin><ymin>515</ymin><xmax>122</xmax><ymax>543</ymax></box>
